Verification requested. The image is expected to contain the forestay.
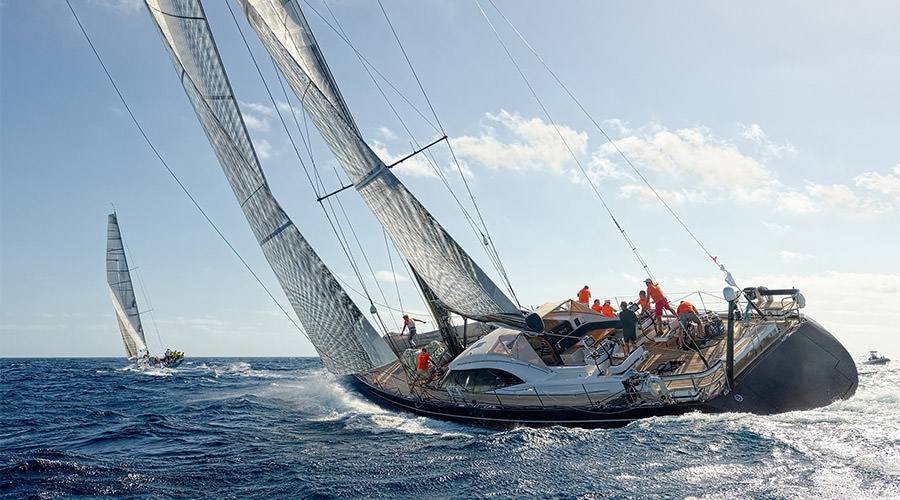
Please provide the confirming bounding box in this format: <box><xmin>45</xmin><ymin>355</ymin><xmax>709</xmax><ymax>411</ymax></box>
<box><xmin>238</xmin><ymin>0</ymin><xmax>533</xmax><ymax>329</ymax></box>
<box><xmin>107</xmin><ymin>213</ymin><xmax>149</xmax><ymax>359</ymax></box>
<box><xmin>144</xmin><ymin>0</ymin><xmax>395</xmax><ymax>374</ymax></box>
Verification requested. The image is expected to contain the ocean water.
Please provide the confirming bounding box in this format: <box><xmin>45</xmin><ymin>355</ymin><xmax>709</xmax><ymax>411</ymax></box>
<box><xmin>1</xmin><ymin>357</ymin><xmax>897</xmax><ymax>499</ymax></box>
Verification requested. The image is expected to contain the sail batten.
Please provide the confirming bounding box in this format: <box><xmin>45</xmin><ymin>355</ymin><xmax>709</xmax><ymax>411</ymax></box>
<box><xmin>238</xmin><ymin>0</ymin><xmax>529</xmax><ymax>328</ymax></box>
<box><xmin>107</xmin><ymin>213</ymin><xmax>149</xmax><ymax>360</ymax></box>
<box><xmin>145</xmin><ymin>0</ymin><xmax>395</xmax><ymax>374</ymax></box>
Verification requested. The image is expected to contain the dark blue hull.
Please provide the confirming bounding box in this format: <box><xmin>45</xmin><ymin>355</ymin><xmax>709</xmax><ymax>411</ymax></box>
<box><xmin>351</xmin><ymin>319</ymin><xmax>858</xmax><ymax>429</ymax></box>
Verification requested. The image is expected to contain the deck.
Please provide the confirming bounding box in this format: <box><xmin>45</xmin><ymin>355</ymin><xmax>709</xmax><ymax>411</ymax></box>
<box><xmin>360</xmin><ymin>314</ymin><xmax>800</xmax><ymax>408</ymax></box>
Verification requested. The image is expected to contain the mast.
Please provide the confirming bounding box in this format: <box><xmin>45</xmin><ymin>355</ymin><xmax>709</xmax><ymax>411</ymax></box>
<box><xmin>237</xmin><ymin>0</ymin><xmax>542</xmax><ymax>333</ymax></box>
<box><xmin>410</xmin><ymin>266</ymin><xmax>464</xmax><ymax>357</ymax></box>
<box><xmin>106</xmin><ymin>213</ymin><xmax>149</xmax><ymax>359</ymax></box>
<box><xmin>144</xmin><ymin>0</ymin><xmax>395</xmax><ymax>374</ymax></box>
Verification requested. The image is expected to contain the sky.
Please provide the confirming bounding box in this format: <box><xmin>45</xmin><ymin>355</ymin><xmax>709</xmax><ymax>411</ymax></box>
<box><xmin>1</xmin><ymin>0</ymin><xmax>898</xmax><ymax>358</ymax></box>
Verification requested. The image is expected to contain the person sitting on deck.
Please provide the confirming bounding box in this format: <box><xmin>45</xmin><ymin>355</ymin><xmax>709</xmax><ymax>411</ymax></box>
<box><xmin>401</xmin><ymin>314</ymin><xmax>426</xmax><ymax>342</ymax></box>
<box><xmin>645</xmin><ymin>278</ymin><xmax>677</xmax><ymax>335</ymax></box>
<box><xmin>618</xmin><ymin>301</ymin><xmax>639</xmax><ymax>355</ymax></box>
<box><xmin>600</xmin><ymin>299</ymin><xmax>617</xmax><ymax>318</ymax></box>
<box><xmin>577</xmin><ymin>285</ymin><xmax>591</xmax><ymax>304</ymax></box>
<box><xmin>591</xmin><ymin>299</ymin><xmax>603</xmax><ymax>314</ymax></box>
<box><xmin>410</xmin><ymin>348</ymin><xmax>434</xmax><ymax>391</ymax></box>
<box><xmin>676</xmin><ymin>300</ymin><xmax>705</xmax><ymax>346</ymax></box>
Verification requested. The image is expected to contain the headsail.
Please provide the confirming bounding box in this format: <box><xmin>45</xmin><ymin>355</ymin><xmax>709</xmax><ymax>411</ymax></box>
<box><xmin>238</xmin><ymin>0</ymin><xmax>538</xmax><ymax>330</ymax></box>
<box><xmin>144</xmin><ymin>0</ymin><xmax>395</xmax><ymax>374</ymax></box>
<box><xmin>107</xmin><ymin>213</ymin><xmax>149</xmax><ymax>359</ymax></box>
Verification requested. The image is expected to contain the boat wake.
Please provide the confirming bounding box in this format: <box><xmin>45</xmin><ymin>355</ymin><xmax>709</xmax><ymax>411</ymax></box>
<box><xmin>117</xmin><ymin>364</ymin><xmax>172</xmax><ymax>377</ymax></box>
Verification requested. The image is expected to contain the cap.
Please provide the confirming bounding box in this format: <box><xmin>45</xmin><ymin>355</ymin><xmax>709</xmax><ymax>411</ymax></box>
<box><xmin>644</xmin><ymin>278</ymin><xmax>653</xmax><ymax>284</ymax></box>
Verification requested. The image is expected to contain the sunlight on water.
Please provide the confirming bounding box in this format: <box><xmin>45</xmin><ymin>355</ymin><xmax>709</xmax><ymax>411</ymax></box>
<box><xmin>3</xmin><ymin>358</ymin><xmax>898</xmax><ymax>499</ymax></box>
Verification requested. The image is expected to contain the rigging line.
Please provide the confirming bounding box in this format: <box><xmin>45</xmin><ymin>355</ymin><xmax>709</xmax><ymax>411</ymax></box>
<box><xmin>475</xmin><ymin>0</ymin><xmax>656</xmax><ymax>282</ymax></box>
<box><xmin>224</xmin><ymin>1</ymin><xmax>376</xmax><ymax>304</ymax></box>
<box><xmin>420</xmin><ymin>146</ymin><xmax>520</xmax><ymax>305</ymax></box>
<box><xmin>328</xmin><ymin>164</ymin><xmax>402</xmax><ymax>333</ymax></box>
<box><xmin>315</xmin><ymin>0</ymin><xmax>490</xmax><ymax>255</ymax></box>
<box><xmin>297</xmin><ymin>0</ymin><xmax>440</xmax><ymax>134</ymax></box>
<box><xmin>376</xmin><ymin>0</ymin><xmax>521</xmax><ymax>304</ymax></box>
<box><xmin>117</xmin><ymin>223</ymin><xmax>165</xmax><ymax>354</ymax></box>
<box><xmin>318</xmin><ymin>0</ymin><xmax>516</xmax><ymax>303</ymax></box>
<box><xmin>384</xmin><ymin>227</ymin><xmax>404</xmax><ymax>313</ymax></box>
<box><xmin>65</xmin><ymin>0</ymin><xmax>309</xmax><ymax>340</ymax></box>
<box><xmin>486</xmin><ymin>0</ymin><xmax>716</xmax><ymax>264</ymax></box>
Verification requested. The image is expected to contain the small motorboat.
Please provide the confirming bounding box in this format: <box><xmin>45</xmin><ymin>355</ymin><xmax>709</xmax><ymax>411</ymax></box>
<box><xmin>863</xmin><ymin>351</ymin><xmax>890</xmax><ymax>365</ymax></box>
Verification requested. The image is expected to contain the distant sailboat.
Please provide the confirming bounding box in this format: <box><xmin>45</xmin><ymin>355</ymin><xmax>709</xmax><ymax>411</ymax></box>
<box><xmin>106</xmin><ymin>212</ymin><xmax>184</xmax><ymax>368</ymax></box>
<box><xmin>141</xmin><ymin>0</ymin><xmax>857</xmax><ymax>427</ymax></box>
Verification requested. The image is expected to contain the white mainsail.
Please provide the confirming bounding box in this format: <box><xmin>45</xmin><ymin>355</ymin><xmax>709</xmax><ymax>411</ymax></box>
<box><xmin>107</xmin><ymin>213</ymin><xmax>149</xmax><ymax>359</ymax></box>
<box><xmin>144</xmin><ymin>0</ymin><xmax>396</xmax><ymax>374</ymax></box>
<box><xmin>238</xmin><ymin>0</ymin><xmax>538</xmax><ymax>330</ymax></box>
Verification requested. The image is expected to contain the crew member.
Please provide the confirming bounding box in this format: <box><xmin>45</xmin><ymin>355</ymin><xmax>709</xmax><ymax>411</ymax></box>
<box><xmin>410</xmin><ymin>348</ymin><xmax>434</xmax><ymax>390</ymax></box>
<box><xmin>591</xmin><ymin>299</ymin><xmax>603</xmax><ymax>314</ymax></box>
<box><xmin>637</xmin><ymin>290</ymin><xmax>650</xmax><ymax>315</ymax></box>
<box><xmin>619</xmin><ymin>301</ymin><xmax>639</xmax><ymax>355</ymax></box>
<box><xmin>645</xmin><ymin>278</ymin><xmax>677</xmax><ymax>334</ymax></box>
<box><xmin>676</xmin><ymin>300</ymin><xmax>705</xmax><ymax>345</ymax></box>
<box><xmin>577</xmin><ymin>285</ymin><xmax>591</xmax><ymax>304</ymax></box>
<box><xmin>600</xmin><ymin>299</ymin><xmax>616</xmax><ymax>318</ymax></box>
<box><xmin>401</xmin><ymin>314</ymin><xmax>426</xmax><ymax>341</ymax></box>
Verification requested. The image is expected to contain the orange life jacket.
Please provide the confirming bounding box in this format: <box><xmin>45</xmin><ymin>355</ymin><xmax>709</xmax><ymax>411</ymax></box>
<box><xmin>600</xmin><ymin>304</ymin><xmax>616</xmax><ymax>318</ymax></box>
<box><xmin>577</xmin><ymin>288</ymin><xmax>591</xmax><ymax>303</ymax></box>
<box><xmin>677</xmin><ymin>301</ymin><xmax>697</xmax><ymax>315</ymax></box>
<box><xmin>646</xmin><ymin>283</ymin><xmax>665</xmax><ymax>302</ymax></box>
<box><xmin>417</xmin><ymin>352</ymin><xmax>431</xmax><ymax>370</ymax></box>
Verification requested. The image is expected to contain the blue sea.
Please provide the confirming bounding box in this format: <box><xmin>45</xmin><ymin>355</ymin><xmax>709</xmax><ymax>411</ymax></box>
<box><xmin>2</xmin><ymin>357</ymin><xmax>897</xmax><ymax>499</ymax></box>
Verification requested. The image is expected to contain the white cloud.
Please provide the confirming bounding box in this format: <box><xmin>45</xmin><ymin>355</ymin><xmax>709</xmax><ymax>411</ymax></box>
<box><xmin>374</xmin><ymin>270</ymin><xmax>408</xmax><ymax>283</ymax></box>
<box><xmin>600</xmin><ymin>127</ymin><xmax>773</xmax><ymax>200</ymax></box>
<box><xmin>451</xmin><ymin>112</ymin><xmax>894</xmax><ymax>217</ymax></box>
<box><xmin>762</xmin><ymin>221</ymin><xmax>792</xmax><ymax>232</ymax></box>
<box><xmin>619</xmin><ymin>184</ymin><xmax>687</xmax><ymax>205</ymax></box>
<box><xmin>239</xmin><ymin>101</ymin><xmax>275</xmax><ymax>133</ymax></box>
<box><xmin>778</xmin><ymin>190</ymin><xmax>818</xmax><ymax>214</ymax></box>
<box><xmin>88</xmin><ymin>0</ymin><xmax>141</xmax><ymax>13</ymax></box>
<box><xmin>243</xmin><ymin>114</ymin><xmax>270</xmax><ymax>133</ymax></box>
<box><xmin>738</xmin><ymin>122</ymin><xmax>796</xmax><ymax>159</ymax></box>
<box><xmin>854</xmin><ymin>164</ymin><xmax>900</xmax><ymax>200</ymax></box>
<box><xmin>378</xmin><ymin>126</ymin><xmax>397</xmax><ymax>141</ymax></box>
<box><xmin>241</xmin><ymin>101</ymin><xmax>276</xmax><ymax>116</ymax></box>
<box><xmin>370</xmin><ymin>140</ymin><xmax>438</xmax><ymax>178</ymax></box>
<box><xmin>452</xmin><ymin>110</ymin><xmax>587</xmax><ymax>172</ymax></box>
<box><xmin>779</xmin><ymin>250</ymin><xmax>814</xmax><ymax>262</ymax></box>
<box><xmin>255</xmin><ymin>139</ymin><xmax>273</xmax><ymax>159</ymax></box>
<box><xmin>806</xmin><ymin>183</ymin><xmax>886</xmax><ymax>214</ymax></box>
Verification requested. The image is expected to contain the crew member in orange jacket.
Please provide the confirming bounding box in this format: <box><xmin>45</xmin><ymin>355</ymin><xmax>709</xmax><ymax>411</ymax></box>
<box><xmin>676</xmin><ymin>300</ymin><xmax>705</xmax><ymax>344</ymax></box>
<box><xmin>600</xmin><ymin>299</ymin><xmax>617</xmax><ymax>318</ymax></box>
<box><xmin>410</xmin><ymin>348</ymin><xmax>434</xmax><ymax>391</ymax></box>
<box><xmin>637</xmin><ymin>290</ymin><xmax>650</xmax><ymax>315</ymax></box>
<box><xmin>577</xmin><ymin>285</ymin><xmax>591</xmax><ymax>304</ymax></box>
<box><xmin>645</xmin><ymin>278</ymin><xmax>677</xmax><ymax>334</ymax></box>
<box><xmin>591</xmin><ymin>299</ymin><xmax>603</xmax><ymax>314</ymax></box>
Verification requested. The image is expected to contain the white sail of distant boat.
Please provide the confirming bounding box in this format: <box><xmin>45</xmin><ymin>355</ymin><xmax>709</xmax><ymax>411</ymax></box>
<box><xmin>237</xmin><ymin>0</ymin><xmax>537</xmax><ymax>331</ymax></box>
<box><xmin>144</xmin><ymin>0</ymin><xmax>395</xmax><ymax>374</ymax></box>
<box><xmin>106</xmin><ymin>212</ymin><xmax>149</xmax><ymax>359</ymax></box>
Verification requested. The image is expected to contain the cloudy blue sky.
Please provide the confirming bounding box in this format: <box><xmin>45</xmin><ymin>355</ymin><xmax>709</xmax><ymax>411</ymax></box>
<box><xmin>2</xmin><ymin>0</ymin><xmax>898</xmax><ymax>358</ymax></box>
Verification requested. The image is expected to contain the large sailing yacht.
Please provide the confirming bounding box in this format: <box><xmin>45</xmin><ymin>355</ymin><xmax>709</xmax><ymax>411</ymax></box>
<box><xmin>142</xmin><ymin>0</ymin><xmax>857</xmax><ymax>427</ymax></box>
